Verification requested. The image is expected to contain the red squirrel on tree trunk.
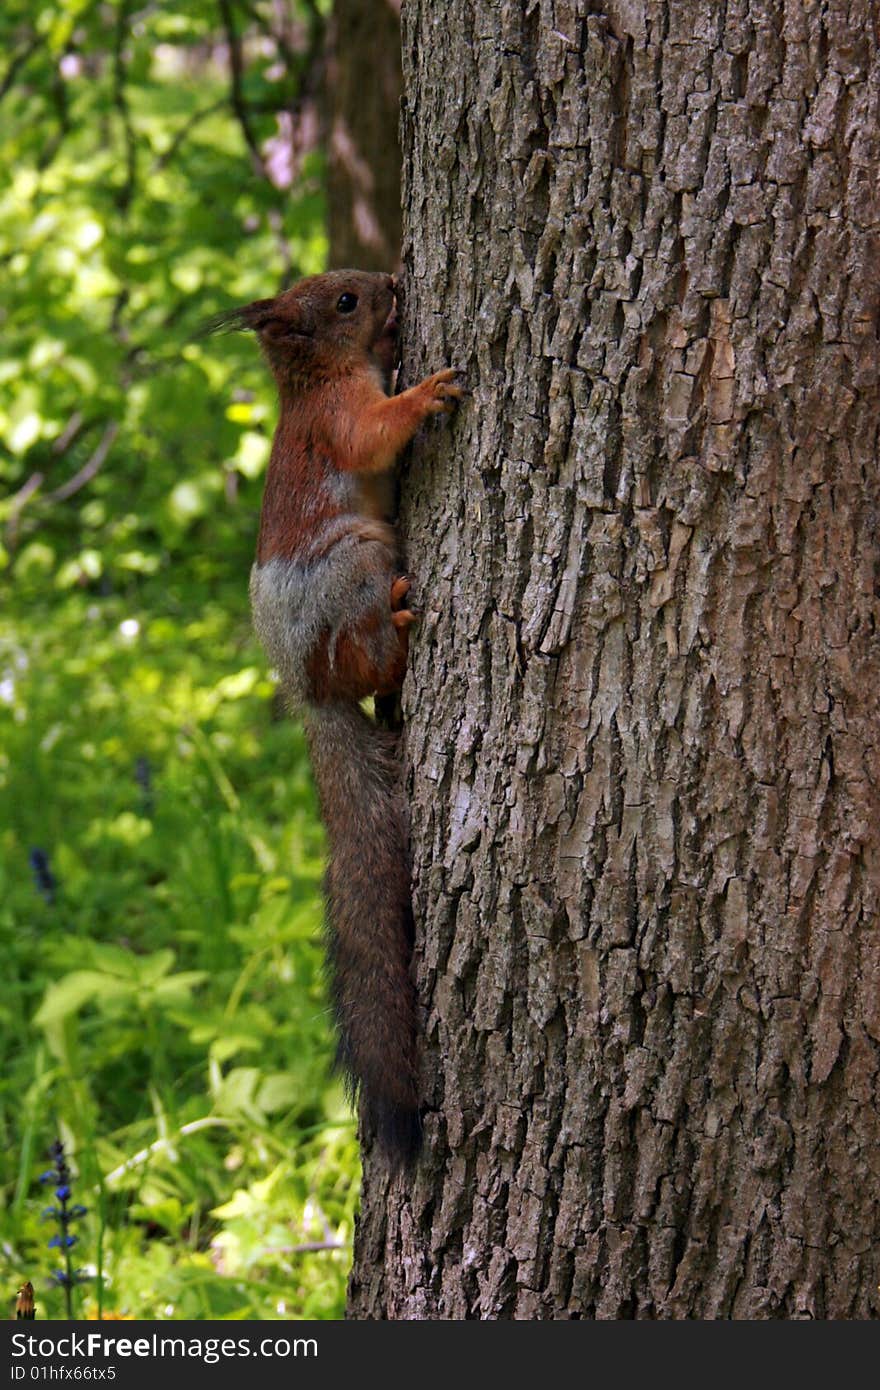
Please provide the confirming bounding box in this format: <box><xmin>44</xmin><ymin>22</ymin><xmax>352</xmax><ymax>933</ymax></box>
<box><xmin>214</xmin><ymin>270</ymin><xmax>463</xmax><ymax>1160</ymax></box>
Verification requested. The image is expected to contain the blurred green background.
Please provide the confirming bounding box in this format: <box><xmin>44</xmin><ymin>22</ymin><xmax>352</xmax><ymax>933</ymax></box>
<box><xmin>0</xmin><ymin>0</ymin><xmax>362</xmax><ymax>1319</ymax></box>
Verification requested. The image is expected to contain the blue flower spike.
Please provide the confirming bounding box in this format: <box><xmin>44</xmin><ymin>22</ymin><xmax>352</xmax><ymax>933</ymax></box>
<box><xmin>39</xmin><ymin>1139</ymin><xmax>88</xmax><ymax>1315</ymax></box>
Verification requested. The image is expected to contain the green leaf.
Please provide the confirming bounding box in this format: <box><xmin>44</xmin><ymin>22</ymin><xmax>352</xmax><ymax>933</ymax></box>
<box><xmin>256</xmin><ymin>1072</ymin><xmax>299</xmax><ymax>1114</ymax></box>
<box><xmin>34</xmin><ymin>971</ymin><xmax>134</xmax><ymax>1027</ymax></box>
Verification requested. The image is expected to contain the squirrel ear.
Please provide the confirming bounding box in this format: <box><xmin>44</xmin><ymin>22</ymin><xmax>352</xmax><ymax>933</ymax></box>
<box><xmin>196</xmin><ymin>296</ymin><xmax>316</xmax><ymax>340</ymax></box>
<box><xmin>237</xmin><ymin>298</ymin><xmax>317</xmax><ymax>341</ymax></box>
<box><xmin>239</xmin><ymin>298</ymin><xmax>283</xmax><ymax>332</ymax></box>
<box><xmin>196</xmin><ymin>298</ymin><xmax>277</xmax><ymax>337</ymax></box>
<box><xmin>263</xmin><ymin>301</ymin><xmax>316</xmax><ymax>341</ymax></box>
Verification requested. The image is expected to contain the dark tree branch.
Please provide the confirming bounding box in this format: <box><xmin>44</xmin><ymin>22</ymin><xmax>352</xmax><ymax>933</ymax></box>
<box><xmin>0</xmin><ymin>34</ymin><xmax>42</xmax><ymax>102</ymax></box>
<box><xmin>293</xmin><ymin>0</ymin><xmax>328</xmax><ymax>109</ymax></box>
<box><xmin>217</xmin><ymin>0</ymin><xmax>267</xmax><ymax>177</ymax></box>
<box><xmin>37</xmin><ymin>56</ymin><xmax>73</xmax><ymax>171</ymax></box>
<box><xmin>112</xmin><ymin>0</ymin><xmax>138</xmax><ymax>211</ymax></box>
<box><xmin>234</xmin><ymin>0</ymin><xmax>299</xmax><ymax>74</ymax></box>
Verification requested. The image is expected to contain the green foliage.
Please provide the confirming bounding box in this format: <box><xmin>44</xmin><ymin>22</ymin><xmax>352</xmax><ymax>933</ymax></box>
<box><xmin>0</xmin><ymin>1</ymin><xmax>357</xmax><ymax>1321</ymax></box>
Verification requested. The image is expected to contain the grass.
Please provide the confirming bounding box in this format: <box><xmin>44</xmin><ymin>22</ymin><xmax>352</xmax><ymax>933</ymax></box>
<box><xmin>0</xmin><ymin>556</ymin><xmax>360</xmax><ymax>1320</ymax></box>
<box><xmin>0</xmin><ymin>1</ymin><xmax>358</xmax><ymax>1321</ymax></box>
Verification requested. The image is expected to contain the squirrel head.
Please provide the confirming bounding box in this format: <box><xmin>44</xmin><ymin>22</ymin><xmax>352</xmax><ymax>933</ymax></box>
<box><xmin>215</xmin><ymin>270</ymin><xmax>398</xmax><ymax>390</ymax></box>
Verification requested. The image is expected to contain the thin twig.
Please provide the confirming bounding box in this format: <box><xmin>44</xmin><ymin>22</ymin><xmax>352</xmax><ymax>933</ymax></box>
<box><xmin>291</xmin><ymin>0</ymin><xmax>328</xmax><ymax>113</ymax></box>
<box><xmin>7</xmin><ymin>472</ymin><xmax>45</xmax><ymax>509</ymax></box>
<box><xmin>53</xmin><ymin>411</ymin><xmax>85</xmax><ymax>454</ymax></box>
<box><xmin>235</xmin><ymin>0</ymin><xmax>298</xmax><ymax>72</ymax></box>
<box><xmin>46</xmin><ymin>422</ymin><xmax>119</xmax><ymax>502</ymax></box>
<box><xmin>217</xmin><ymin>0</ymin><xmax>267</xmax><ymax>177</ymax></box>
<box><xmin>5</xmin><ymin>473</ymin><xmax>45</xmax><ymax>548</ymax></box>
<box><xmin>0</xmin><ymin>34</ymin><xmax>42</xmax><ymax>102</ymax></box>
<box><xmin>268</xmin><ymin>1241</ymin><xmax>345</xmax><ymax>1255</ymax></box>
<box><xmin>6</xmin><ymin>474</ymin><xmax>44</xmax><ymax>531</ymax></box>
<box><xmin>152</xmin><ymin>97</ymin><xmax>227</xmax><ymax>172</ymax></box>
<box><xmin>3</xmin><ymin>412</ymin><xmax>83</xmax><ymax>544</ymax></box>
<box><xmin>103</xmin><ymin>1117</ymin><xmax>233</xmax><ymax>1186</ymax></box>
<box><xmin>37</xmin><ymin>54</ymin><xmax>72</xmax><ymax>170</ymax></box>
<box><xmin>112</xmin><ymin>0</ymin><xmax>138</xmax><ymax>211</ymax></box>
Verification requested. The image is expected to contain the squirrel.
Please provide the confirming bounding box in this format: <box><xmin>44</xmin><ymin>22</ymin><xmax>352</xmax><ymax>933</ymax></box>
<box><xmin>216</xmin><ymin>270</ymin><xmax>463</xmax><ymax>1160</ymax></box>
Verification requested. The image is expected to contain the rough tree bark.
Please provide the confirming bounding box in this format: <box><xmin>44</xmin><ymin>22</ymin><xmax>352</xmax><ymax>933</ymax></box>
<box><xmin>323</xmin><ymin>0</ymin><xmax>402</xmax><ymax>268</ymax></box>
<box><xmin>348</xmin><ymin>0</ymin><xmax>880</xmax><ymax>1319</ymax></box>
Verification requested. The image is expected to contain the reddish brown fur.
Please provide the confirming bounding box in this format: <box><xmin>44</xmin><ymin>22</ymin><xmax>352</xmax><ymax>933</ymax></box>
<box><xmin>238</xmin><ymin>270</ymin><xmax>463</xmax><ymax>1160</ymax></box>
<box><xmin>306</xmin><ymin>615</ymin><xmax>409</xmax><ymax>704</ymax></box>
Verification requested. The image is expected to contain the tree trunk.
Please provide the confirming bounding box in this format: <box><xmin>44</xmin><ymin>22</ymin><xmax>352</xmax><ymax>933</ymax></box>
<box><xmin>348</xmin><ymin>0</ymin><xmax>880</xmax><ymax>1319</ymax></box>
<box><xmin>324</xmin><ymin>0</ymin><xmax>402</xmax><ymax>269</ymax></box>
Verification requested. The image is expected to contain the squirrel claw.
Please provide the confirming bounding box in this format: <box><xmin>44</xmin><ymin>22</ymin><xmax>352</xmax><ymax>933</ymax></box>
<box><xmin>392</xmin><ymin>608</ymin><xmax>419</xmax><ymax>630</ymax></box>
<box><xmin>390</xmin><ymin>575</ymin><xmax>412</xmax><ymax>610</ymax></box>
<box><xmin>425</xmin><ymin>369</ymin><xmax>466</xmax><ymax>414</ymax></box>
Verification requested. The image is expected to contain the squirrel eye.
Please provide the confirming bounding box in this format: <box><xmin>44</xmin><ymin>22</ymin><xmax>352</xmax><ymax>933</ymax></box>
<box><xmin>336</xmin><ymin>293</ymin><xmax>358</xmax><ymax>314</ymax></box>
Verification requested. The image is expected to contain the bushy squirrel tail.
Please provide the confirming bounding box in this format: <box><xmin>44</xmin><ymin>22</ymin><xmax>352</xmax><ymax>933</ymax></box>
<box><xmin>303</xmin><ymin>701</ymin><xmax>420</xmax><ymax>1162</ymax></box>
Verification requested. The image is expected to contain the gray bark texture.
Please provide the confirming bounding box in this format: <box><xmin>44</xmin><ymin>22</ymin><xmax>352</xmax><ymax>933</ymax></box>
<box><xmin>324</xmin><ymin>0</ymin><xmax>402</xmax><ymax>269</ymax></box>
<box><xmin>347</xmin><ymin>0</ymin><xmax>880</xmax><ymax>1319</ymax></box>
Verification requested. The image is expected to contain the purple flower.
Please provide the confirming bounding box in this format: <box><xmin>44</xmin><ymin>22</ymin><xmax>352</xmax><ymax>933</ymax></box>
<box><xmin>29</xmin><ymin>848</ymin><xmax>57</xmax><ymax>905</ymax></box>
<box><xmin>38</xmin><ymin>1139</ymin><xmax>88</xmax><ymax>1313</ymax></box>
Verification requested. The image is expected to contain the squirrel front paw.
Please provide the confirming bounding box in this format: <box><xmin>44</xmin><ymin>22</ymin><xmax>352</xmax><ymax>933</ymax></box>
<box><xmin>390</xmin><ymin>575</ymin><xmax>411</xmax><ymax>609</ymax></box>
<box><xmin>390</xmin><ymin>574</ymin><xmax>419</xmax><ymax>630</ymax></box>
<box><xmin>420</xmin><ymin>368</ymin><xmax>466</xmax><ymax>415</ymax></box>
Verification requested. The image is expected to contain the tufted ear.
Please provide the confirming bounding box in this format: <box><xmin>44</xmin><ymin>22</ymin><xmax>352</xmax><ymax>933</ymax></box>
<box><xmin>235</xmin><ymin>298</ymin><xmax>282</xmax><ymax>332</ymax></box>
<box><xmin>196</xmin><ymin>298</ymin><xmax>271</xmax><ymax>336</ymax></box>
<box><xmin>197</xmin><ymin>297</ymin><xmax>278</xmax><ymax>336</ymax></box>
<box><xmin>257</xmin><ymin>301</ymin><xmax>317</xmax><ymax>341</ymax></box>
<box><xmin>198</xmin><ymin>297</ymin><xmax>313</xmax><ymax>337</ymax></box>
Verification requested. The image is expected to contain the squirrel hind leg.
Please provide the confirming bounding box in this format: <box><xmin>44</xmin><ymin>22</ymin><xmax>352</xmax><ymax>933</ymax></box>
<box><xmin>306</xmin><ymin>619</ymin><xmax>407</xmax><ymax>703</ymax></box>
